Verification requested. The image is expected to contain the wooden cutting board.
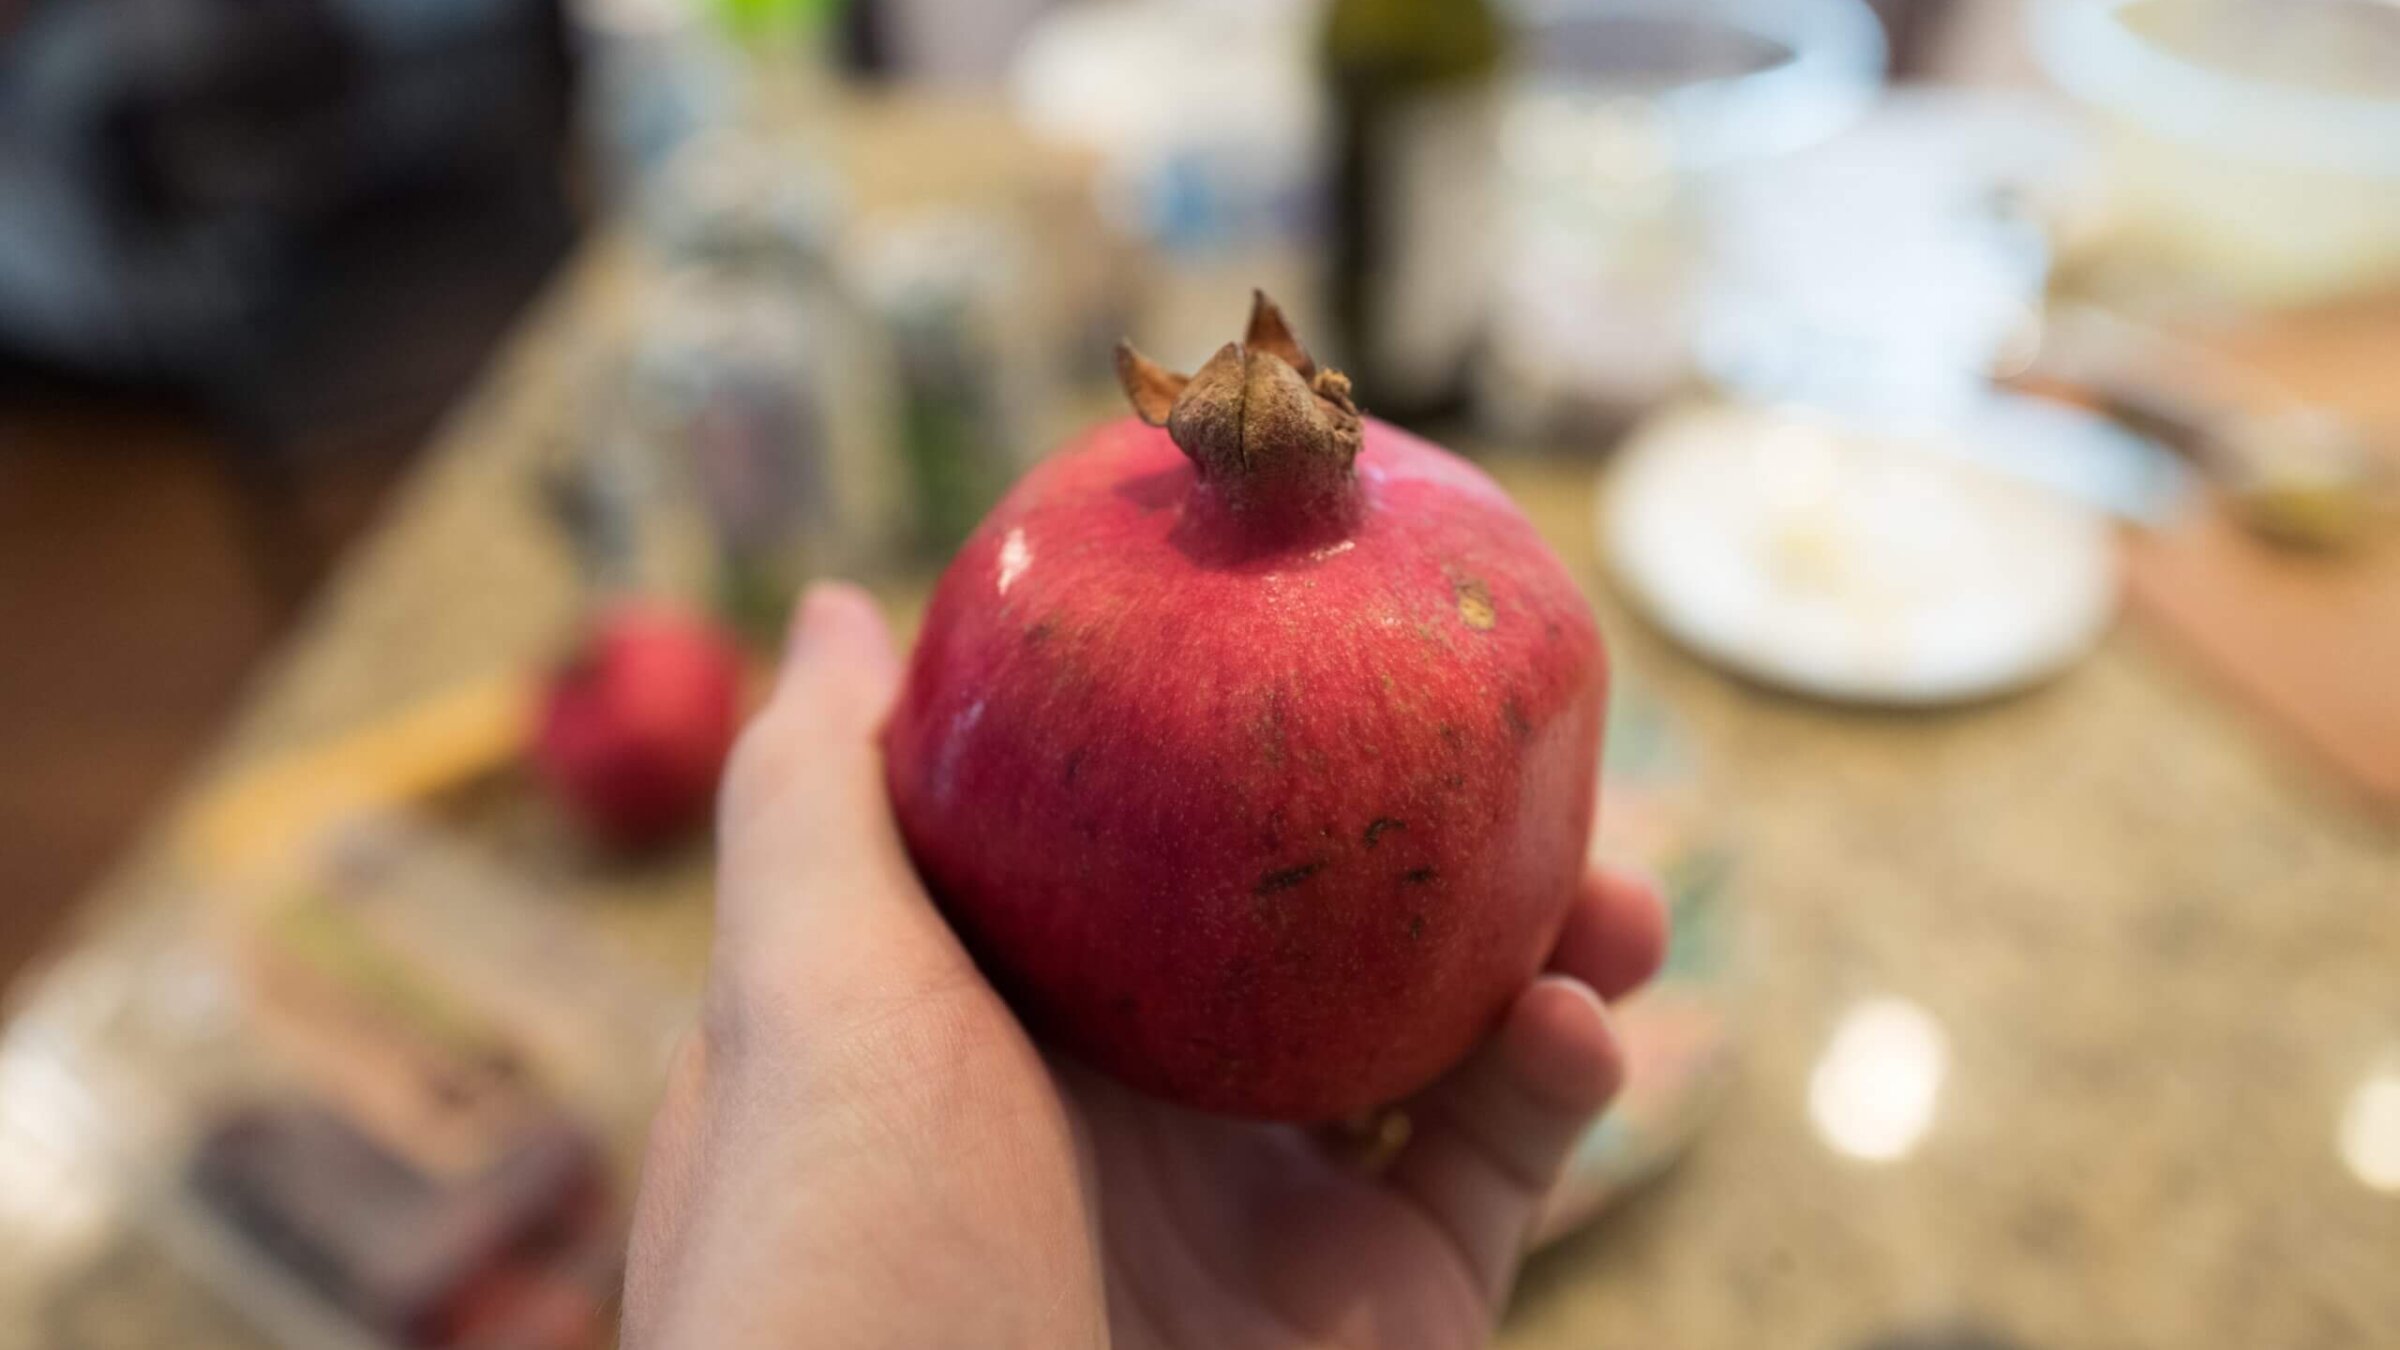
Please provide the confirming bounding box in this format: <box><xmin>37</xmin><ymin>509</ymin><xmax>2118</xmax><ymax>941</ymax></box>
<box><xmin>2119</xmin><ymin>300</ymin><xmax>2400</xmax><ymax>816</ymax></box>
<box><xmin>2125</xmin><ymin>499</ymin><xmax>2400</xmax><ymax>813</ymax></box>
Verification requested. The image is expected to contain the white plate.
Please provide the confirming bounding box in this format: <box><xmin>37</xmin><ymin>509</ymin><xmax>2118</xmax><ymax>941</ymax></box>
<box><xmin>1602</xmin><ymin>404</ymin><xmax>2118</xmax><ymax>706</ymax></box>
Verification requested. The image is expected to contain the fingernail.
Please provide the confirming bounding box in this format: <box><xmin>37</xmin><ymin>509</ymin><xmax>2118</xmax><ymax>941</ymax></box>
<box><xmin>786</xmin><ymin>582</ymin><xmax>841</xmax><ymax>660</ymax></box>
<box><xmin>1535</xmin><ymin>971</ymin><xmax>1609</xmax><ymax>1019</ymax></box>
<box><xmin>1591</xmin><ymin>849</ymin><xmax>1664</xmax><ymax>897</ymax></box>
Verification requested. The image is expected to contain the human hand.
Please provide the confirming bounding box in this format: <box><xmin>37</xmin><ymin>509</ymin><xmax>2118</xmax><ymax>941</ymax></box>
<box><xmin>623</xmin><ymin>584</ymin><xmax>1667</xmax><ymax>1349</ymax></box>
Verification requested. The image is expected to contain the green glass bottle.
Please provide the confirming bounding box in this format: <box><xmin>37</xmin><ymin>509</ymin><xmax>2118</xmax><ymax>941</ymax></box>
<box><xmin>1323</xmin><ymin>0</ymin><xmax>1504</xmax><ymax>428</ymax></box>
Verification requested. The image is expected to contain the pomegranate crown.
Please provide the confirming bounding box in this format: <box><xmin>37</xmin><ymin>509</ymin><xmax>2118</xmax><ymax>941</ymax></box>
<box><xmin>1115</xmin><ymin>292</ymin><xmax>1365</xmax><ymax>526</ymax></box>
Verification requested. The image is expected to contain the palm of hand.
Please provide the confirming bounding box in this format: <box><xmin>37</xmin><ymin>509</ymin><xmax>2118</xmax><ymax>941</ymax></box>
<box><xmin>1065</xmin><ymin>1068</ymin><xmax>1500</xmax><ymax>1350</ymax></box>
<box><xmin>1062</xmin><ymin>864</ymin><xmax>1653</xmax><ymax>1350</ymax></box>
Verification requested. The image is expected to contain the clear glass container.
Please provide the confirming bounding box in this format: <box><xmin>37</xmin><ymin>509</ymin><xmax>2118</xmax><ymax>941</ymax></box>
<box><xmin>1482</xmin><ymin>0</ymin><xmax>1886</xmax><ymax>435</ymax></box>
<box><xmin>618</xmin><ymin>130</ymin><xmax>903</xmax><ymax>636</ymax></box>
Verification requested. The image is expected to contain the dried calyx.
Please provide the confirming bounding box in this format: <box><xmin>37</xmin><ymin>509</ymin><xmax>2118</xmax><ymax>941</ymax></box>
<box><xmin>1116</xmin><ymin>292</ymin><xmax>1365</xmax><ymax>530</ymax></box>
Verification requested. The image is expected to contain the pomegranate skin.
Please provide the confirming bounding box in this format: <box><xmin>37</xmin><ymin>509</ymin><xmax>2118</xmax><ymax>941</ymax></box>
<box><xmin>535</xmin><ymin>604</ymin><xmax>744</xmax><ymax>851</ymax></box>
<box><xmin>884</xmin><ymin>415</ymin><xmax>1605</xmax><ymax>1121</ymax></box>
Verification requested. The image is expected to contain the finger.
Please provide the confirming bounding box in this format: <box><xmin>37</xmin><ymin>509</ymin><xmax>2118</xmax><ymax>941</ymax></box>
<box><xmin>1385</xmin><ymin>975</ymin><xmax>1624</xmax><ymax>1304</ymax></box>
<box><xmin>784</xmin><ymin>579</ymin><xmax>904</xmax><ymax>689</ymax></box>
<box><xmin>1548</xmin><ymin>863</ymin><xmax>1668</xmax><ymax>1003</ymax></box>
<box><xmin>753</xmin><ymin>580</ymin><xmax>900</xmax><ymax>784</ymax></box>
<box><xmin>710</xmin><ymin>584</ymin><xmax>960</xmax><ymax>1027</ymax></box>
<box><xmin>718</xmin><ymin>582</ymin><xmax>902</xmax><ymax>874</ymax></box>
<box><xmin>622</xmin><ymin>1033</ymin><xmax>711</xmax><ymax>1343</ymax></box>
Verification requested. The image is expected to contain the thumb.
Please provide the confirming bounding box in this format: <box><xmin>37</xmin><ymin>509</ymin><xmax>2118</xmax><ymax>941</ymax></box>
<box><xmin>1385</xmin><ymin>975</ymin><xmax>1625</xmax><ymax>1306</ymax></box>
<box><xmin>710</xmin><ymin>583</ymin><xmax>965</xmax><ymax>1032</ymax></box>
<box><xmin>719</xmin><ymin>582</ymin><xmax>901</xmax><ymax>871</ymax></box>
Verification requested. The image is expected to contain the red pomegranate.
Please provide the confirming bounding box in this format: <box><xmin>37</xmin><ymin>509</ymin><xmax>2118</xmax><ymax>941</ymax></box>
<box><xmin>883</xmin><ymin>295</ymin><xmax>1605</xmax><ymax>1121</ymax></box>
<box><xmin>534</xmin><ymin>603</ymin><xmax>744</xmax><ymax>851</ymax></box>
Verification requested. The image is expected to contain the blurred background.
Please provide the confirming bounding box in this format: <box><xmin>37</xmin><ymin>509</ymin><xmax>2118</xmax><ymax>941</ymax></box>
<box><xmin>0</xmin><ymin>0</ymin><xmax>2395</xmax><ymax>1345</ymax></box>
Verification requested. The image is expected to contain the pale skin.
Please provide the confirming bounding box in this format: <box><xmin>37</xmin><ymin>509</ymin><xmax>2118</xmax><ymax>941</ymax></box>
<box><xmin>624</xmin><ymin>584</ymin><xmax>1668</xmax><ymax>1349</ymax></box>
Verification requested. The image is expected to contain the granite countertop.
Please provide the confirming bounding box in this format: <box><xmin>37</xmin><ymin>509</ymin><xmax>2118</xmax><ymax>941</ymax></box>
<box><xmin>7</xmin><ymin>236</ymin><xmax>2398</xmax><ymax>1349</ymax></box>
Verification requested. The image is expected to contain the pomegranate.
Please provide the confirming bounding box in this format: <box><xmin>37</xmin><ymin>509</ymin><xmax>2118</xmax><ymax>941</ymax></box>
<box><xmin>534</xmin><ymin>602</ymin><xmax>744</xmax><ymax>851</ymax></box>
<box><xmin>883</xmin><ymin>295</ymin><xmax>1605</xmax><ymax>1120</ymax></box>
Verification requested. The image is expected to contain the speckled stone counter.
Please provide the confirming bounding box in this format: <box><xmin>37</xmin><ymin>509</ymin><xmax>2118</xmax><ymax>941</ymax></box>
<box><xmin>6</xmin><ymin>236</ymin><xmax>2397</xmax><ymax>1349</ymax></box>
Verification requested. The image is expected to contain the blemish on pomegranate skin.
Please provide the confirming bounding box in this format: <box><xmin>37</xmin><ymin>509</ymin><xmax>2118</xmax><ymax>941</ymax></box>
<box><xmin>1408</xmin><ymin>914</ymin><xmax>1427</xmax><ymax>939</ymax></box>
<box><xmin>1063</xmin><ymin>748</ymin><xmax>1085</xmax><ymax>786</ymax></box>
<box><xmin>1255</xmin><ymin>863</ymin><xmax>1320</xmax><ymax>896</ymax></box>
<box><xmin>1403</xmin><ymin>867</ymin><xmax>1438</xmax><ymax>886</ymax></box>
<box><xmin>1024</xmin><ymin>620</ymin><xmax>1055</xmax><ymax>646</ymax></box>
<box><xmin>1253</xmin><ymin>693</ymin><xmax>1289</xmax><ymax>766</ymax></box>
<box><xmin>1503</xmin><ymin>698</ymin><xmax>1533</xmax><ymax>742</ymax></box>
<box><xmin>1454</xmin><ymin>576</ymin><xmax>1497</xmax><ymax>631</ymax></box>
<box><xmin>1364</xmin><ymin>817</ymin><xmax>1405</xmax><ymax>849</ymax></box>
